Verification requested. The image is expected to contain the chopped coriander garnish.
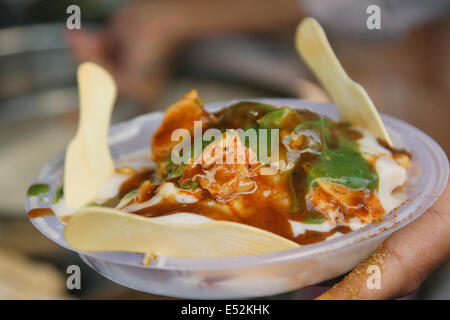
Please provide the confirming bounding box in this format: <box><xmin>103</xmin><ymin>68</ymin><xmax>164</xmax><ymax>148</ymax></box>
<box><xmin>180</xmin><ymin>181</ymin><xmax>200</xmax><ymax>190</ymax></box>
<box><xmin>52</xmin><ymin>187</ymin><xmax>64</xmax><ymax>204</ymax></box>
<box><xmin>27</xmin><ymin>184</ymin><xmax>50</xmax><ymax>196</ymax></box>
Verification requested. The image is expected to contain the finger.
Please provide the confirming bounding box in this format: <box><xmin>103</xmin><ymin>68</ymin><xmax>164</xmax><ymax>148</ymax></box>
<box><xmin>117</xmin><ymin>67</ymin><xmax>170</xmax><ymax>108</ymax></box>
<box><xmin>66</xmin><ymin>30</ymin><xmax>105</xmax><ymax>64</ymax></box>
<box><xmin>66</xmin><ymin>29</ymin><xmax>130</xmax><ymax>99</ymax></box>
<box><xmin>103</xmin><ymin>29</ymin><xmax>170</xmax><ymax>106</ymax></box>
<box><xmin>317</xmin><ymin>181</ymin><xmax>450</xmax><ymax>300</ymax></box>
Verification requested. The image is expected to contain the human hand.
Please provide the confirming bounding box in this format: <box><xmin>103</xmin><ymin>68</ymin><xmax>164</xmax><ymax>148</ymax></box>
<box><xmin>317</xmin><ymin>179</ymin><xmax>450</xmax><ymax>299</ymax></box>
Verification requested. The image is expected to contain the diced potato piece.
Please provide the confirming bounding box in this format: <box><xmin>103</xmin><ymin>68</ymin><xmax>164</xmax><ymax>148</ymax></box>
<box><xmin>198</xmin><ymin>163</ymin><xmax>255</xmax><ymax>202</ymax></box>
<box><xmin>306</xmin><ymin>185</ymin><xmax>340</xmax><ymax>225</ymax></box>
<box><xmin>151</xmin><ymin>90</ymin><xmax>211</xmax><ymax>161</ymax></box>
<box><xmin>308</xmin><ymin>180</ymin><xmax>385</xmax><ymax>225</ymax></box>
<box><xmin>197</xmin><ymin>132</ymin><xmax>257</xmax><ymax>202</ymax></box>
<box><xmin>136</xmin><ymin>180</ymin><xmax>156</xmax><ymax>203</ymax></box>
<box><xmin>200</xmin><ymin>131</ymin><xmax>257</xmax><ymax>169</ymax></box>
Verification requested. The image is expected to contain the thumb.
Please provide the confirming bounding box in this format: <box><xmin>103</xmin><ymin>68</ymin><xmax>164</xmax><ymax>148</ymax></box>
<box><xmin>317</xmin><ymin>183</ymin><xmax>450</xmax><ymax>300</ymax></box>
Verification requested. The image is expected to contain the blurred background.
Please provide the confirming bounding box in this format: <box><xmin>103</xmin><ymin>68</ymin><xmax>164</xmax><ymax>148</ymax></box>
<box><xmin>0</xmin><ymin>0</ymin><xmax>449</xmax><ymax>299</ymax></box>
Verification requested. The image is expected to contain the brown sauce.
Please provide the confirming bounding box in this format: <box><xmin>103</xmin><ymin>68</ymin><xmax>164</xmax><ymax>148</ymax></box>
<box><xmin>119</xmin><ymin>169</ymin><xmax>155</xmax><ymax>196</ymax></box>
<box><xmin>27</xmin><ymin>208</ymin><xmax>55</xmax><ymax>219</ymax></box>
<box><xmin>118</xmin><ymin>154</ymin><xmax>352</xmax><ymax>246</ymax></box>
<box><xmin>128</xmin><ymin>194</ymin><xmax>348</xmax><ymax>245</ymax></box>
<box><xmin>377</xmin><ymin>138</ymin><xmax>412</xmax><ymax>158</ymax></box>
<box><xmin>336</xmin><ymin>123</ymin><xmax>364</xmax><ymax>140</ymax></box>
<box><xmin>294</xmin><ymin>226</ymin><xmax>351</xmax><ymax>245</ymax></box>
<box><xmin>132</xmin><ymin>199</ymin><xmax>238</xmax><ymax>221</ymax></box>
<box><xmin>124</xmin><ymin>169</ymin><xmax>341</xmax><ymax>246</ymax></box>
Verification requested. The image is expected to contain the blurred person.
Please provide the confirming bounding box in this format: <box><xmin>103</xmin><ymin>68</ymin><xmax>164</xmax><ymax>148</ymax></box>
<box><xmin>67</xmin><ymin>0</ymin><xmax>450</xmax><ymax>150</ymax></box>
<box><xmin>67</xmin><ymin>0</ymin><xmax>302</xmax><ymax>105</ymax></box>
<box><xmin>67</xmin><ymin>0</ymin><xmax>450</xmax><ymax>300</ymax></box>
<box><xmin>67</xmin><ymin>0</ymin><xmax>450</xmax><ymax>104</ymax></box>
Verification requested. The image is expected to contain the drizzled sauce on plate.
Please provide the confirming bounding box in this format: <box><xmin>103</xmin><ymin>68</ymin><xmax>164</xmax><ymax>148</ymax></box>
<box><xmin>27</xmin><ymin>208</ymin><xmax>55</xmax><ymax>218</ymax></box>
